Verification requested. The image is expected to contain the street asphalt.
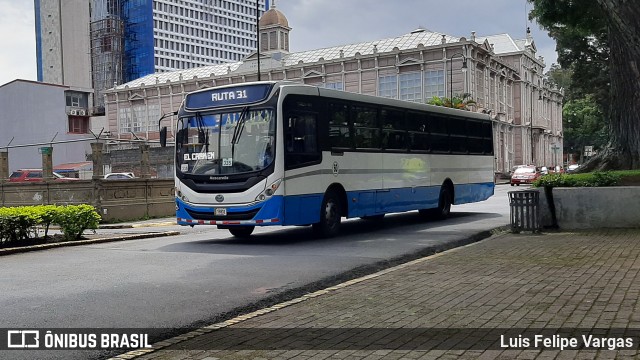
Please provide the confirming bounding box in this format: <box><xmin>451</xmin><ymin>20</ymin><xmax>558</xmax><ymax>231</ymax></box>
<box><xmin>101</xmin><ymin>228</ymin><xmax>640</xmax><ymax>360</ymax></box>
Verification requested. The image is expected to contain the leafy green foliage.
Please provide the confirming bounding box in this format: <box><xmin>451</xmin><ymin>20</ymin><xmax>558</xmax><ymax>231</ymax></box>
<box><xmin>427</xmin><ymin>93</ymin><xmax>477</xmax><ymax>111</ymax></box>
<box><xmin>31</xmin><ymin>205</ymin><xmax>59</xmax><ymax>239</ymax></box>
<box><xmin>532</xmin><ymin>171</ymin><xmax>621</xmax><ymax>188</ymax></box>
<box><xmin>530</xmin><ymin>0</ymin><xmax>640</xmax><ymax>170</ymax></box>
<box><xmin>529</xmin><ymin>0</ymin><xmax>610</xmax><ymax>112</ymax></box>
<box><xmin>563</xmin><ymin>95</ymin><xmax>608</xmax><ymax>161</ymax></box>
<box><xmin>0</xmin><ymin>205</ymin><xmax>101</xmax><ymax>247</ymax></box>
<box><xmin>0</xmin><ymin>207</ymin><xmax>39</xmax><ymax>245</ymax></box>
<box><xmin>53</xmin><ymin>205</ymin><xmax>101</xmax><ymax>241</ymax></box>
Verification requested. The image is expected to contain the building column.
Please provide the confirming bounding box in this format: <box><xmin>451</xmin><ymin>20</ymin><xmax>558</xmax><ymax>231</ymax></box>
<box><xmin>41</xmin><ymin>147</ymin><xmax>54</xmax><ymax>181</ymax></box>
<box><xmin>140</xmin><ymin>144</ymin><xmax>151</xmax><ymax>178</ymax></box>
<box><xmin>91</xmin><ymin>142</ymin><xmax>104</xmax><ymax>179</ymax></box>
<box><xmin>0</xmin><ymin>151</ymin><xmax>8</xmax><ymax>182</ymax></box>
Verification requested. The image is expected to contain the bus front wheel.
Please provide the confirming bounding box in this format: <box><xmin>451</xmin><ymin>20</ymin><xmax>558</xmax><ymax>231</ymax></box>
<box><xmin>229</xmin><ymin>226</ymin><xmax>255</xmax><ymax>238</ymax></box>
<box><xmin>313</xmin><ymin>191</ymin><xmax>342</xmax><ymax>237</ymax></box>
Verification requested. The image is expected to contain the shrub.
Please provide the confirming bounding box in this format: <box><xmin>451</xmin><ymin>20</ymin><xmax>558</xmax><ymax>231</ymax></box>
<box><xmin>533</xmin><ymin>171</ymin><xmax>621</xmax><ymax>188</ymax></box>
<box><xmin>0</xmin><ymin>204</ymin><xmax>101</xmax><ymax>245</ymax></box>
<box><xmin>53</xmin><ymin>205</ymin><xmax>101</xmax><ymax>241</ymax></box>
<box><xmin>32</xmin><ymin>205</ymin><xmax>60</xmax><ymax>239</ymax></box>
<box><xmin>0</xmin><ymin>207</ymin><xmax>39</xmax><ymax>245</ymax></box>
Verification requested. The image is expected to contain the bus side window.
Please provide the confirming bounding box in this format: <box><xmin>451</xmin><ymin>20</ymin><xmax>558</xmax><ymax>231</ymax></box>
<box><xmin>285</xmin><ymin>113</ymin><xmax>321</xmax><ymax>170</ymax></box>
<box><xmin>328</xmin><ymin>102</ymin><xmax>351</xmax><ymax>149</ymax></box>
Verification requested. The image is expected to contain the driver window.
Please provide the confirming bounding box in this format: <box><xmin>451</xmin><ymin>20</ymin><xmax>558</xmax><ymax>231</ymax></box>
<box><xmin>285</xmin><ymin>113</ymin><xmax>321</xmax><ymax>170</ymax></box>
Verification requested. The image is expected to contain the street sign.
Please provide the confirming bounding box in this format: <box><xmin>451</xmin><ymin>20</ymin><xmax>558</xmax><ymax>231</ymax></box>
<box><xmin>584</xmin><ymin>145</ymin><xmax>594</xmax><ymax>157</ymax></box>
<box><xmin>39</xmin><ymin>147</ymin><xmax>52</xmax><ymax>155</ymax></box>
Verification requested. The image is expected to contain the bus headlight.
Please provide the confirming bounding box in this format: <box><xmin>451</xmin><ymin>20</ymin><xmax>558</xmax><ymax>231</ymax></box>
<box><xmin>177</xmin><ymin>191</ymin><xmax>190</xmax><ymax>203</ymax></box>
<box><xmin>256</xmin><ymin>179</ymin><xmax>282</xmax><ymax>201</ymax></box>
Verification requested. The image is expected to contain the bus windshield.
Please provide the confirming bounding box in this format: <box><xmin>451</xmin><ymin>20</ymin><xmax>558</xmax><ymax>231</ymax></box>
<box><xmin>176</xmin><ymin>108</ymin><xmax>275</xmax><ymax>176</ymax></box>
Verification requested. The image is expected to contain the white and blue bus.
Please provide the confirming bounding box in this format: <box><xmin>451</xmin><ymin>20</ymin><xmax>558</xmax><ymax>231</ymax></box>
<box><xmin>160</xmin><ymin>81</ymin><xmax>494</xmax><ymax>237</ymax></box>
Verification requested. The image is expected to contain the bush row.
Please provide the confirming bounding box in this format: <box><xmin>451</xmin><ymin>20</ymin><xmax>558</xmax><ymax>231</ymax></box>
<box><xmin>0</xmin><ymin>204</ymin><xmax>101</xmax><ymax>246</ymax></box>
<box><xmin>533</xmin><ymin>171</ymin><xmax>621</xmax><ymax>188</ymax></box>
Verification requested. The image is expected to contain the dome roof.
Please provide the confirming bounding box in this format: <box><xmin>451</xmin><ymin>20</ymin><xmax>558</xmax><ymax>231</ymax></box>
<box><xmin>259</xmin><ymin>8</ymin><xmax>289</xmax><ymax>28</ymax></box>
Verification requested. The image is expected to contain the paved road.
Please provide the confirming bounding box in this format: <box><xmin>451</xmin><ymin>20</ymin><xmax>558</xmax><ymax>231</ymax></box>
<box><xmin>0</xmin><ymin>185</ymin><xmax>514</xmax><ymax>359</ymax></box>
<box><xmin>139</xmin><ymin>229</ymin><xmax>640</xmax><ymax>360</ymax></box>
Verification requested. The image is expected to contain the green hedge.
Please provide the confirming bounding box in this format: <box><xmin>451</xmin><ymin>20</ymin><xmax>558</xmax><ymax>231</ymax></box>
<box><xmin>0</xmin><ymin>204</ymin><xmax>100</xmax><ymax>247</ymax></box>
<box><xmin>532</xmin><ymin>171</ymin><xmax>621</xmax><ymax>188</ymax></box>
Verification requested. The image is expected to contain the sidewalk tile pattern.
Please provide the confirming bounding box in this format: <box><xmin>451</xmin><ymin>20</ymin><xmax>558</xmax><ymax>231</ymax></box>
<box><xmin>130</xmin><ymin>229</ymin><xmax>640</xmax><ymax>359</ymax></box>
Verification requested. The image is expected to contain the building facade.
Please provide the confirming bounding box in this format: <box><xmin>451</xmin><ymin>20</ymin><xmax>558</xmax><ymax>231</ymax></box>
<box><xmin>88</xmin><ymin>0</ymin><xmax>269</xmax><ymax>113</ymax></box>
<box><xmin>35</xmin><ymin>0</ymin><xmax>93</xmax><ymax>90</ymax></box>
<box><xmin>0</xmin><ymin>80</ymin><xmax>92</xmax><ymax>171</ymax></box>
<box><xmin>104</xmin><ymin>7</ymin><xmax>563</xmax><ymax>174</ymax></box>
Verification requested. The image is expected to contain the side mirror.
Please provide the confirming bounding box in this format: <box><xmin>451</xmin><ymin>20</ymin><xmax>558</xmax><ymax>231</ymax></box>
<box><xmin>160</xmin><ymin>126</ymin><xmax>167</xmax><ymax>147</ymax></box>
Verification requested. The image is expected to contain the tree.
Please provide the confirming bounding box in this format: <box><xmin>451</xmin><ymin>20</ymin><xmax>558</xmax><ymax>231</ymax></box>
<box><xmin>563</xmin><ymin>96</ymin><xmax>608</xmax><ymax>163</ymax></box>
<box><xmin>529</xmin><ymin>0</ymin><xmax>640</xmax><ymax>170</ymax></box>
<box><xmin>545</xmin><ymin>64</ymin><xmax>573</xmax><ymax>100</ymax></box>
<box><xmin>427</xmin><ymin>93</ymin><xmax>477</xmax><ymax>111</ymax></box>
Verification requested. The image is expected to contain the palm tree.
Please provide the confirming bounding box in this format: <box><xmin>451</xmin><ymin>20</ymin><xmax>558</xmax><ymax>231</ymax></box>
<box><xmin>427</xmin><ymin>93</ymin><xmax>477</xmax><ymax>111</ymax></box>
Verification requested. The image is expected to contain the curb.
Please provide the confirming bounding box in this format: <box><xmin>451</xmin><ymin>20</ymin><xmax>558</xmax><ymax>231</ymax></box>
<box><xmin>99</xmin><ymin>221</ymin><xmax>177</xmax><ymax>229</ymax></box>
<box><xmin>0</xmin><ymin>231</ymin><xmax>181</xmax><ymax>256</ymax></box>
<box><xmin>108</xmin><ymin>226</ymin><xmax>510</xmax><ymax>359</ymax></box>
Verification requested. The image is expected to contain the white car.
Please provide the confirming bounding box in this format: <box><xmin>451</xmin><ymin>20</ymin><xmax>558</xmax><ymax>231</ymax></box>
<box><xmin>104</xmin><ymin>172</ymin><xmax>135</xmax><ymax>179</ymax></box>
<box><xmin>566</xmin><ymin>164</ymin><xmax>580</xmax><ymax>173</ymax></box>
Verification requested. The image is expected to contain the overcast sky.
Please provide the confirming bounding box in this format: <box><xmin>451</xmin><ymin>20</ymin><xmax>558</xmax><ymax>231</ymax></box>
<box><xmin>0</xmin><ymin>0</ymin><xmax>557</xmax><ymax>87</ymax></box>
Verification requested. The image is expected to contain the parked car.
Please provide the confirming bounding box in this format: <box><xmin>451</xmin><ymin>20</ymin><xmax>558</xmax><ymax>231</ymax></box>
<box><xmin>566</xmin><ymin>164</ymin><xmax>580</xmax><ymax>173</ymax></box>
<box><xmin>510</xmin><ymin>166</ymin><xmax>541</xmax><ymax>186</ymax></box>
<box><xmin>510</xmin><ymin>164</ymin><xmax>529</xmax><ymax>176</ymax></box>
<box><xmin>8</xmin><ymin>169</ymin><xmax>79</xmax><ymax>182</ymax></box>
<box><xmin>103</xmin><ymin>172</ymin><xmax>135</xmax><ymax>180</ymax></box>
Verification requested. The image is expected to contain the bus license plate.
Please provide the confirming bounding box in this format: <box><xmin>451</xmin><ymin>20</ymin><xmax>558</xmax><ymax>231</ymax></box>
<box><xmin>215</xmin><ymin>208</ymin><xmax>227</xmax><ymax>216</ymax></box>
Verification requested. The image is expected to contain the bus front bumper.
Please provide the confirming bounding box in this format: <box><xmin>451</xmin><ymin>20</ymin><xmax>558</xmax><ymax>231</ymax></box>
<box><xmin>175</xmin><ymin>196</ymin><xmax>284</xmax><ymax>226</ymax></box>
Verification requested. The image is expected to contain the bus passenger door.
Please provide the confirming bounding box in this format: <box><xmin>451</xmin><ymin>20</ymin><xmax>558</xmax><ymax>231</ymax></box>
<box><xmin>282</xmin><ymin>112</ymin><xmax>323</xmax><ymax>225</ymax></box>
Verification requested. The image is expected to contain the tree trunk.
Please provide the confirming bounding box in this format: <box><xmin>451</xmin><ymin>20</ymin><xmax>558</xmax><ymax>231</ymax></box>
<box><xmin>582</xmin><ymin>0</ymin><xmax>640</xmax><ymax>170</ymax></box>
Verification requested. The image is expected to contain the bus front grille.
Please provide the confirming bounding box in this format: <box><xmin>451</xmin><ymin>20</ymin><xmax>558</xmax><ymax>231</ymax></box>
<box><xmin>185</xmin><ymin>208</ymin><xmax>260</xmax><ymax>221</ymax></box>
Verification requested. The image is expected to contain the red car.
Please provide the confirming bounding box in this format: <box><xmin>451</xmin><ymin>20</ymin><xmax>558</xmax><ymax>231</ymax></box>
<box><xmin>8</xmin><ymin>169</ymin><xmax>79</xmax><ymax>182</ymax></box>
<box><xmin>510</xmin><ymin>166</ymin><xmax>541</xmax><ymax>186</ymax></box>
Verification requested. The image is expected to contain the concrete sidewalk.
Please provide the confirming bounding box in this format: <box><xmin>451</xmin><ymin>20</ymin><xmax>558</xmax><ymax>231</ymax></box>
<box><xmin>113</xmin><ymin>229</ymin><xmax>640</xmax><ymax>360</ymax></box>
<box><xmin>98</xmin><ymin>217</ymin><xmax>177</xmax><ymax>229</ymax></box>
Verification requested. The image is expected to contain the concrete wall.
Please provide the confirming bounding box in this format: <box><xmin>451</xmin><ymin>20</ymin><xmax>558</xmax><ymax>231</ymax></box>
<box><xmin>0</xmin><ymin>179</ymin><xmax>174</xmax><ymax>222</ymax></box>
<box><xmin>536</xmin><ymin>187</ymin><xmax>640</xmax><ymax>229</ymax></box>
<box><xmin>104</xmin><ymin>146</ymin><xmax>174</xmax><ymax>179</ymax></box>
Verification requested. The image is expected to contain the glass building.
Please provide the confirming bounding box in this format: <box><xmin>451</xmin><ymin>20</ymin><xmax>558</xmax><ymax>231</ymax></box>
<box><xmin>37</xmin><ymin>0</ymin><xmax>269</xmax><ymax>112</ymax></box>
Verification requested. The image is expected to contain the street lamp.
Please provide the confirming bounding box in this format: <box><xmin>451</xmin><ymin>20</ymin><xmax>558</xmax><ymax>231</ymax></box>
<box><xmin>528</xmin><ymin>82</ymin><xmax>534</xmax><ymax>165</ymax></box>
<box><xmin>448</xmin><ymin>53</ymin><xmax>468</xmax><ymax>101</ymax></box>
<box><xmin>256</xmin><ymin>0</ymin><xmax>261</xmax><ymax>81</ymax></box>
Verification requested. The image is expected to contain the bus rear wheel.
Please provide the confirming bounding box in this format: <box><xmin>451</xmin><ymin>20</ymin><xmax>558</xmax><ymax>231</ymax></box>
<box><xmin>229</xmin><ymin>226</ymin><xmax>255</xmax><ymax>238</ymax></box>
<box><xmin>433</xmin><ymin>186</ymin><xmax>452</xmax><ymax>220</ymax></box>
<box><xmin>312</xmin><ymin>191</ymin><xmax>342</xmax><ymax>237</ymax></box>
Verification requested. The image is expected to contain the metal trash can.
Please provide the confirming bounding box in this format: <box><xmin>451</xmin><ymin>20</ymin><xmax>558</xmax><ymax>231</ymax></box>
<box><xmin>508</xmin><ymin>190</ymin><xmax>541</xmax><ymax>233</ymax></box>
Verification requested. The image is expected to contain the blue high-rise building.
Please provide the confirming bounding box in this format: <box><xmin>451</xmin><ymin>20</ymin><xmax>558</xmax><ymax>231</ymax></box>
<box><xmin>36</xmin><ymin>0</ymin><xmax>269</xmax><ymax>112</ymax></box>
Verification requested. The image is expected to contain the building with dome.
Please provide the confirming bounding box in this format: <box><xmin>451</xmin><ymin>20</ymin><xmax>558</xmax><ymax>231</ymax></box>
<box><xmin>104</xmin><ymin>5</ymin><xmax>563</xmax><ymax>175</ymax></box>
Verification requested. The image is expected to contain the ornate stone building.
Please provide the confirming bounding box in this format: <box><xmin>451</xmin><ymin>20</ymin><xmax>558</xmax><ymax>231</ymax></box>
<box><xmin>104</xmin><ymin>6</ymin><xmax>563</xmax><ymax>174</ymax></box>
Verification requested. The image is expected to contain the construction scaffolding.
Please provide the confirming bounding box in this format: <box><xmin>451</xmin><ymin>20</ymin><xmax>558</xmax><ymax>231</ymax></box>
<box><xmin>90</xmin><ymin>0</ymin><xmax>124</xmax><ymax>115</ymax></box>
<box><xmin>122</xmin><ymin>0</ymin><xmax>155</xmax><ymax>82</ymax></box>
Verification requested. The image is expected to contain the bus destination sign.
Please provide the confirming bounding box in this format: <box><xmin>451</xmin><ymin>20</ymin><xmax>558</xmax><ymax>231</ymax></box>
<box><xmin>185</xmin><ymin>84</ymin><xmax>273</xmax><ymax>110</ymax></box>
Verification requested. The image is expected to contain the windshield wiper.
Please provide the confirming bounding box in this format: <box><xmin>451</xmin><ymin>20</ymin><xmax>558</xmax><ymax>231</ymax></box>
<box><xmin>195</xmin><ymin>113</ymin><xmax>210</xmax><ymax>152</ymax></box>
<box><xmin>231</xmin><ymin>106</ymin><xmax>250</xmax><ymax>158</ymax></box>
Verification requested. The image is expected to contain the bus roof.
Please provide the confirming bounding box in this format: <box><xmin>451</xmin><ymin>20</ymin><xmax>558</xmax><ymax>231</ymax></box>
<box><xmin>181</xmin><ymin>81</ymin><xmax>492</xmax><ymax>122</ymax></box>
